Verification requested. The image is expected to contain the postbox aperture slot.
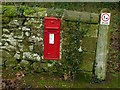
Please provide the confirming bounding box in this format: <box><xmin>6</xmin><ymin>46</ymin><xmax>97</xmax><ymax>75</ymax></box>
<box><xmin>45</xmin><ymin>27</ymin><xmax>59</xmax><ymax>30</ymax></box>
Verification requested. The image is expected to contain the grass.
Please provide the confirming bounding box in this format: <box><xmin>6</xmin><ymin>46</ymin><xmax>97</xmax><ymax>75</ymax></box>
<box><xmin>2</xmin><ymin>67</ymin><xmax>119</xmax><ymax>88</ymax></box>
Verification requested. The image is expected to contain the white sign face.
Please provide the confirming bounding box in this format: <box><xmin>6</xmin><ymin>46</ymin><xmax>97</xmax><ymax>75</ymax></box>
<box><xmin>49</xmin><ymin>34</ymin><xmax>54</xmax><ymax>44</ymax></box>
<box><xmin>100</xmin><ymin>13</ymin><xmax>111</xmax><ymax>25</ymax></box>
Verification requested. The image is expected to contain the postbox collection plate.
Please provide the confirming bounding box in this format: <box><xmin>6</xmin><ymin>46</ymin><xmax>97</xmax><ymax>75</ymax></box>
<box><xmin>44</xmin><ymin>17</ymin><xmax>61</xmax><ymax>60</ymax></box>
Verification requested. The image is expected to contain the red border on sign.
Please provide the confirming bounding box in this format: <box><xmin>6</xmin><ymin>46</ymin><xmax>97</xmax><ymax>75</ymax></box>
<box><xmin>101</xmin><ymin>13</ymin><xmax>110</xmax><ymax>22</ymax></box>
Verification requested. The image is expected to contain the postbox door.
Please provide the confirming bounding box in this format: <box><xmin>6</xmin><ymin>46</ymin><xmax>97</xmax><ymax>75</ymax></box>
<box><xmin>44</xmin><ymin>31</ymin><xmax>60</xmax><ymax>60</ymax></box>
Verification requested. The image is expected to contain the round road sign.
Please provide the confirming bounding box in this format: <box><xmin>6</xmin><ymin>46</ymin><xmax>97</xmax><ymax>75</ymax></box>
<box><xmin>101</xmin><ymin>13</ymin><xmax>110</xmax><ymax>22</ymax></box>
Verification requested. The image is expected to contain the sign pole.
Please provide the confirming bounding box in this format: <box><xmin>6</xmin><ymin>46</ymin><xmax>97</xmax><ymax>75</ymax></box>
<box><xmin>93</xmin><ymin>9</ymin><xmax>110</xmax><ymax>82</ymax></box>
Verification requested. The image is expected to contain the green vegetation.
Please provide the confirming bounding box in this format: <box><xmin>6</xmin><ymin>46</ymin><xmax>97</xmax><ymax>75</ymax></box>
<box><xmin>3</xmin><ymin>6</ymin><xmax>17</xmax><ymax>17</ymax></box>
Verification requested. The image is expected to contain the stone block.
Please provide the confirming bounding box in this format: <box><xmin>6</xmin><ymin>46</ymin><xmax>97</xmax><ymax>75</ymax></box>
<box><xmin>14</xmin><ymin>51</ymin><xmax>21</xmax><ymax>60</ymax></box>
<box><xmin>25</xmin><ymin>32</ymin><xmax>30</xmax><ymax>37</ymax></box>
<box><xmin>81</xmin><ymin>37</ymin><xmax>97</xmax><ymax>53</ymax></box>
<box><xmin>32</xmin><ymin>62</ymin><xmax>42</xmax><ymax>72</ymax></box>
<box><xmin>2</xmin><ymin>28</ymin><xmax>10</xmax><ymax>34</ymax></box>
<box><xmin>20</xmin><ymin>60</ymin><xmax>30</xmax><ymax>70</ymax></box>
<box><xmin>1</xmin><ymin>45</ymin><xmax>16</xmax><ymax>52</ymax></box>
<box><xmin>80</xmin><ymin>52</ymin><xmax>95</xmax><ymax>72</ymax></box>
<box><xmin>22</xmin><ymin>26</ymin><xmax>31</xmax><ymax>31</ymax></box>
<box><xmin>8</xmin><ymin>20</ymin><xmax>19</xmax><ymax>28</ymax></box>
<box><xmin>29</xmin><ymin>45</ymin><xmax>34</xmax><ymax>51</ymax></box>
<box><xmin>6</xmin><ymin>38</ymin><xmax>17</xmax><ymax>46</ymax></box>
<box><xmin>23</xmin><ymin>52</ymin><xmax>41</xmax><ymax>62</ymax></box>
<box><xmin>85</xmin><ymin>24</ymin><xmax>99</xmax><ymax>37</ymax></box>
<box><xmin>13</xmin><ymin>29</ymin><xmax>23</xmax><ymax>39</ymax></box>
<box><xmin>24</xmin><ymin>18</ymin><xmax>41</xmax><ymax>27</ymax></box>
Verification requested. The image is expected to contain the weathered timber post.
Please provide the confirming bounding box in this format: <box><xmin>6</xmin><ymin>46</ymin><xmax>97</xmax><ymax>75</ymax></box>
<box><xmin>93</xmin><ymin>9</ymin><xmax>110</xmax><ymax>81</ymax></box>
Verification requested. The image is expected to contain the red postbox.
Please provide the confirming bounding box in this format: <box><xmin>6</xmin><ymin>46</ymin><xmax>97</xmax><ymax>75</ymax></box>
<box><xmin>44</xmin><ymin>17</ymin><xmax>61</xmax><ymax>60</ymax></box>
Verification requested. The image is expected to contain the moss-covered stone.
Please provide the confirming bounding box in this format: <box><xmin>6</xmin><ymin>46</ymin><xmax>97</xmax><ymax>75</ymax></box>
<box><xmin>23</xmin><ymin>45</ymin><xmax>30</xmax><ymax>52</ymax></box>
<box><xmin>20</xmin><ymin>60</ymin><xmax>30</xmax><ymax>70</ymax></box>
<box><xmin>23</xmin><ymin>37</ymin><xmax>30</xmax><ymax>52</ymax></box>
<box><xmin>24</xmin><ymin>7</ymin><xmax>46</xmax><ymax>17</ymax></box>
<box><xmin>62</xmin><ymin>21</ymin><xmax>83</xmax><ymax>80</ymax></box>
<box><xmin>2</xmin><ymin>16</ymin><xmax>11</xmax><ymax>24</ymax></box>
<box><xmin>1</xmin><ymin>45</ymin><xmax>17</xmax><ymax>52</ymax></box>
<box><xmin>24</xmin><ymin>18</ymin><xmax>42</xmax><ymax>30</ymax></box>
<box><xmin>37</xmin><ymin>8</ymin><xmax>47</xmax><ymax>18</ymax></box>
<box><xmin>14</xmin><ymin>28</ymin><xmax>23</xmax><ymax>38</ymax></box>
<box><xmin>31</xmin><ymin>29</ymin><xmax>40</xmax><ymax>36</ymax></box>
<box><xmin>40</xmin><ymin>63</ymin><xmax>49</xmax><ymax>72</ymax></box>
<box><xmin>3</xmin><ymin>6</ymin><xmax>17</xmax><ymax>17</ymax></box>
<box><xmin>63</xmin><ymin>10</ymin><xmax>99</xmax><ymax>23</ymax></box>
<box><xmin>2</xmin><ymin>28</ymin><xmax>10</xmax><ymax>34</ymax></box>
<box><xmin>0</xmin><ymin>50</ymin><xmax>11</xmax><ymax>65</ymax></box>
<box><xmin>23</xmin><ymin>7</ymin><xmax>35</xmax><ymax>16</ymax></box>
<box><xmin>81</xmin><ymin>37</ymin><xmax>97</xmax><ymax>53</ymax></box>
<box><xmin>85</xmin><ymin>24</ymin><xmax>99</xmax><ymax>37</ymax></box>
<box><xmin>80</xmin><ymin>52</ymin><xmax>95</xmax><ymax>71</ymax></box>
<box><xmin>33</xmin><ymin>41</ymin><xmax>43</xmax><ymax>54</ymax></box>
<box><xmin>14</xmin><ymin>51</ymin><xmax>21</xmax><ymax>60</ymax></box>
<box><xmin>9</xmin><ymin>18</ymin><xmax>25</xmax><ymax>27</ymax></box>
<box><xmin>46</xmin><ymin>8</ymin><xmax>64</xmax><ymax>18</ymax></box>
<box><xmin>32</xmin><ymin>62</ymin><xmax>42</xmax><ymax>72</ymax></box>
<box><xmin>5</xmin><ymin>58</ymin><xmax>18</xmax><ymax>67</ymax></box>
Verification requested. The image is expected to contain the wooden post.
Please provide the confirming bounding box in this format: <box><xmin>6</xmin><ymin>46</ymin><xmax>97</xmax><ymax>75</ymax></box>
<box><xmin>93</xmin><ymin>9</ymin><xmax>110</xmax><ymax>81</ymax></box>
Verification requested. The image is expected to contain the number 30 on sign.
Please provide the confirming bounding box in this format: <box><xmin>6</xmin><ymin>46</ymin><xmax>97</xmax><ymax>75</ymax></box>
<box><xmin>100</xmin><ymin>13</ymin><xmax>111</xmax><ymax>25</ymax></box>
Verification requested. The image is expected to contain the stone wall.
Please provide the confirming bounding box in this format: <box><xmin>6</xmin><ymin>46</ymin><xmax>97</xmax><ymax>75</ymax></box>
<box><xmin>1</xmin><ymin>5</ymin><xmax>99</xmax><ymax>76</ymax></box>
